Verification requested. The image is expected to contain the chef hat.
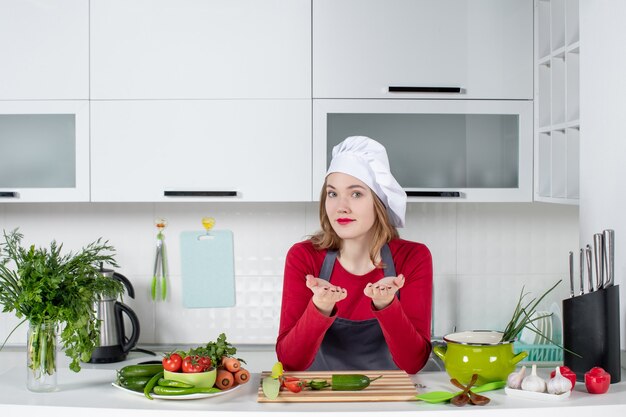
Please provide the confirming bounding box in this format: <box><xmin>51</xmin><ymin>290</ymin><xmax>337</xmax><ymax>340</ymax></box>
<box><xmin>326</xmin><ymin>136</ymin><xmax>407</xmax><ymax>228</ymax></box>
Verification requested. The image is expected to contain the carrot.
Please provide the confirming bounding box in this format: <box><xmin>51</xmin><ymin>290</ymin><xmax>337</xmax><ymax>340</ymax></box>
<box><xmin>216</xmin><ymin>368</ymin><xmax>235</xmax><ymax>390</ymax></box>
<box><xmin>222</xmin><ymin>356</ymin><xmax>241</xmax><ymax>372</ymax></box>
<box><xmin>234</xmin><ymin>368</ymin><xmax>250</xmax><ymax>385</ymax></box>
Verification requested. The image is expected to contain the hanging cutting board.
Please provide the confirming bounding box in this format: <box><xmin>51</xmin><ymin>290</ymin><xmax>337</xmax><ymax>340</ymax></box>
<box><xmin>257</xmin><ymin>370</ymin><xmax>417</xmax><ymax>402</ymax></box>
<box><xmin>180</xmin><ymin>230</ymin><xmax>235</xmax><ymax>308</ymax></box>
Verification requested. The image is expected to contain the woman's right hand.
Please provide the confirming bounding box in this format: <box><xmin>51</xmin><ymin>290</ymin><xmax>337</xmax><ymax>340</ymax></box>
<box><xmin>305</xmin><ymin>274</ymin><xmax>347</xmax><ymax>316</ymax></box>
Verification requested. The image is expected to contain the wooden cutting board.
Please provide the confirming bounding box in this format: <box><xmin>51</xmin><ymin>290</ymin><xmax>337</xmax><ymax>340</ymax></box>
<box><xmin>257</xmin><ymin>370</ymin><xmax>417</xmax><ymax>403</ymax></box>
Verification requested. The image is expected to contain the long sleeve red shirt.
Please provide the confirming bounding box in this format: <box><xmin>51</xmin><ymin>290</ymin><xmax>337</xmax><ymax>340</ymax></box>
<box><xmin>276</xmin><ymin>238</ymin><xmax>433</xmax><ymax>374</ymax></box>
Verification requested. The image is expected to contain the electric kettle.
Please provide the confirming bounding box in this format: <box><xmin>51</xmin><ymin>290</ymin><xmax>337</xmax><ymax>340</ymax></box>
<box><xmin>88</xmin><ymin>267</ymin><xmax>141</xmax><ymax>363</ymax></box>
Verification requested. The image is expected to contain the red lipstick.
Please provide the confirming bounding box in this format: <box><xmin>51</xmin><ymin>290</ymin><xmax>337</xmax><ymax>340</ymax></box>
<box><xmin>336</xmin><ymin>218</ymin><xmax>355</xmax><ymax>225</ymax></box>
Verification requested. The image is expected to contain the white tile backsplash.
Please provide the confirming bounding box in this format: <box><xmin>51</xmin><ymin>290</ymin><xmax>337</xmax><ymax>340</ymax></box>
<box><xmin>0</xmin><ymin>201</ymin><xmax>578</xmax><ymax>347</ymax></box>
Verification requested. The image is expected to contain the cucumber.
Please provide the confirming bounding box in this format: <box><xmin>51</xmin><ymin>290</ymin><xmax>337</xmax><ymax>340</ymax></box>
<box><xmin>308</xmin><ymin>379</ymin><xmax>330</xmax><ymax>390</ymax></box>
<box><xmin>117</xmin><ymin>376</ymin><xmax>152</xmax><ymax>392</ymax></box>
<box><xmin>331</xmin><ymin>374</ymin><xmax>383</xmax><ymax>391</ymax></box>
<box><xmin>152</xmin><ymin>386</ymin><xmax>222</xmax><ymax>395</ymax></box>
<box><xmin>118</xmin><ymin>364</ymin><xmax>164</xmax><ymax>378</ymax></box>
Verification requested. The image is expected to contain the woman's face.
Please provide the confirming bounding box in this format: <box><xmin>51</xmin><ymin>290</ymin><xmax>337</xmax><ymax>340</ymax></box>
<box><xmin>324</xmin><ymin>172</ymin><xmax>376</xmax><ymax>242</ymax></box>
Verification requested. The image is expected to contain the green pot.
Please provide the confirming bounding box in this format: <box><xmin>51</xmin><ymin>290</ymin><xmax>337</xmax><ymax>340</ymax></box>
<box><xmin>433</xmin><ymin>331</ymin><xmax>528</xmax><ymax>386</ymax></box>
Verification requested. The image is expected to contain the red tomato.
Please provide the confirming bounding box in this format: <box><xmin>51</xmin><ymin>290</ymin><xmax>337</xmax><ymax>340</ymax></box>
<box><xmin>550</xmin><ymin>366</ymin><xmax>576</xmax><ymax>391</ymax></box>
<box><xmin>585</xmin><ymin>367</ymin><xmax>610</xmax><ymax>394</ymax></box>
<box><xmin>284</xmin><ymin>378</ymin><xmax>304</xmax><ymax>393</ymax></box>
<box><xmin>182</xmin><ymin>355</ymin><xmax>205</xmax><ymax>373</ymax></box>
<box><xmin>197</xmin><ymin>356</ymin><xmax>212</xmax><ymax>371</ymax></box>
<box><xmin>162</xmin><ymin>352</ymin><xmax>182</xmax><ymax>372</ymax></box>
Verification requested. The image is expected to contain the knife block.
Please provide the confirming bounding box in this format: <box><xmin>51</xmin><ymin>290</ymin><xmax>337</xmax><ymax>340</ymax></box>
<box><xmin>562</xmin><ymin>285</ymin><xmax>621</xmax><ymax>383</ymax></box>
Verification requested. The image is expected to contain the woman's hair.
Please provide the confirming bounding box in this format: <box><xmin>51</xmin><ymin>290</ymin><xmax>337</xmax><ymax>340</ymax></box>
<box><xmin>309</xmin><ymin>179</ymin><xmax>399</xmax><ymax>268</ymax></box>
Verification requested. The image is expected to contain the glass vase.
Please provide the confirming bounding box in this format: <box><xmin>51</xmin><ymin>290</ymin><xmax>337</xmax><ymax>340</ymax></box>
<box><xmin>26</xmin><ymin>320</ymin><xmax>58</xmax><ymax>392</ymax></box>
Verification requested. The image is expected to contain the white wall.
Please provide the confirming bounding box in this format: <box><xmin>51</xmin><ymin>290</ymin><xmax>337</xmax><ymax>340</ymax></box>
<box><xmin>580</xmin><ymin>1</ymin><xmax>626</xmax><ymax>349</ymax></box>
<box><xmin>0</xmin><ymin>202</ymin><xmax>578</xmax><ymax>347</ymax></box>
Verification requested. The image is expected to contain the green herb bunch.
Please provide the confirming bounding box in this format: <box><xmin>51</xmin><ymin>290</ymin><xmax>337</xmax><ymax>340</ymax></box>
<box><xmin>0</xmin><ymin>229</ymin><xmax>124</xmax><ymax>372</ymax></box>
<box><xmin>502</xmin><ymin>279</ymin><xmax>561</xmax><ymax>343</ymax></box>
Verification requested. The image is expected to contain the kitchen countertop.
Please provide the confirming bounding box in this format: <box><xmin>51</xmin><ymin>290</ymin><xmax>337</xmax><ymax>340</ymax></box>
<box><xmin>1</xmin><ymin>347</ymin><xmax>625</xmax><ymax>417</ymax></box>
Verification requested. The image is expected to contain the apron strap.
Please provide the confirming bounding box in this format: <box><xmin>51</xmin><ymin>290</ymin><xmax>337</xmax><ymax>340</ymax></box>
<box><xmin>318</xmin><ymin>244</ymin><xmax>398</xmax><ymax>299</ymax></box>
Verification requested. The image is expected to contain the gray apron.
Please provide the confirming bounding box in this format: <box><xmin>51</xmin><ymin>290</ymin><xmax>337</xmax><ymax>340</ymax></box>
<box><xmin>308</xmin><ymin>244</ymin><xmax>400</xmax><ymax>371</ymax></box>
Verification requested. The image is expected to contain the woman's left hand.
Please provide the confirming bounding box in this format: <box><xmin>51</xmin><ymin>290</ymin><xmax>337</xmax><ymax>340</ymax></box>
<box><xmin>363</xmin><ymin>274</ymin><xmax>405</xmax><ymax>310</ymax></box>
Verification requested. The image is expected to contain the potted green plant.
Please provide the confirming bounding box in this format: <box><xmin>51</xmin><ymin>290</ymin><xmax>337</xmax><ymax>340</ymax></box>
<box><xmin>0</xmin><ymin>229</ymin><xmax>124</xmax><ymax>392</ymax></box>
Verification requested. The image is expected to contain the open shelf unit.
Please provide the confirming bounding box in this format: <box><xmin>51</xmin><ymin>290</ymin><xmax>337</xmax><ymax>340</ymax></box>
<box><xmin>534</xmin><ymin>0</ymin><xmax>580</xmax><ymax>205</ymax></box>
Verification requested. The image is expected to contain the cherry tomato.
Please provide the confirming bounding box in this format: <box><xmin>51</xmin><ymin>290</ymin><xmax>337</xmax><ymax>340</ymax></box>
<box><xmin>197</xmin><ymin>356</ymin><xmax>212</xmax><ymax>371</ymax></box>
<box><xmin>550</xmin><ymin>366</ymin><xmax>576</xmax><ymax>391</ymax></box>
<box><xmin>284</xmin><ymin>378</ymin><xmax>304</xmax><ymax>393</ymax></box>
<box><xmin>585</xmin><ymin>367</ymin><xmax>610</xmax><ymax>394</ymax></box>
<box><xmin>162</xmin><ymin>352</ymin><xmax>182</xmax><ymax>372</ymax></box>
<box><xmin>182</xmin><ymin>355</ymin><xmax>205</xmax><ymax>373</ymax></box>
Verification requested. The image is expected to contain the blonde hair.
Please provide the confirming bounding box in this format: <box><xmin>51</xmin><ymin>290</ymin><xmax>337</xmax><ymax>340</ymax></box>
<box><xmin>310</xmin><ymin>179</ymin><xmax>399</xmax><ymax>268</ymax></box>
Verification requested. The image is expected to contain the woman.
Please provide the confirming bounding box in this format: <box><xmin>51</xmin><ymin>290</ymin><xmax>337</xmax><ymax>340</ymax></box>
<box><xmin>276</xmin><ymin>136</ymin><xmax>432</xmax><ymax>374</ymax></box>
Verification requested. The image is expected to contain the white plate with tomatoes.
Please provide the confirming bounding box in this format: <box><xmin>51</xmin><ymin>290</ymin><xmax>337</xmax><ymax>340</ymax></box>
<box><xmin>111</xmin><ymin>382</ymin><xmax>241</xmax><ymax>400</ymax></box>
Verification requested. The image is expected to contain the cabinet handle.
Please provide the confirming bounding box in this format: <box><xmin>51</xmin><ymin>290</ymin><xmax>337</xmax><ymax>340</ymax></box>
<box><xmin>406</xmin><ymin>191</ymin><xmax>461</xmax><ymax>197</ymax></box>
<box><xmin>0</xmin><ymin>191</ymin><xmax>18</xmax><ymax>198</ymax></box>
<box><xmin>163</xmin><ymin>191</ymin><xmax>238</xmax><ymax>197</ymax></box>
<box><xmin>388</xmin><ymin>86</ymin><xmax>462</xmax><ymax>93</ymax></box>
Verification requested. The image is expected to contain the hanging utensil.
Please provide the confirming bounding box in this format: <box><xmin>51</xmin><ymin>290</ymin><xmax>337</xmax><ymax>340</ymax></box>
<box><xmin>151</xmin><ymin>218</ymin><xmax>168</xmax><ymax>301</ymax></box>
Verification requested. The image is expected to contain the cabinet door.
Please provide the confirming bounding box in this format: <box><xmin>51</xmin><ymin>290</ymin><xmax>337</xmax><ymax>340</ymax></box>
<box><xmin>313</xmin><ymin>99</ymin><xmax>533</xmax><ymax>202</ymax></box>
<box><xmin>0</xmin><ymin>101</ymin><xmax>90</xmax><ymax>202</ymax></box>
<box><xmin>91</xmin><ymin>100</ymin><xmax>311</xmax><ymax>202</ymax></box>
<box><xmin>0</xmin><ymin>0</ymin><xmax>88</xmax><ymax>99</ymax></box>
<box><xmin>90</xmin><ymin>0</ymin><xmax>311</xmax><ymax>99</ymax></box>
<box><xmin>313</xmin><ymin>0</ymin><xmax>533</xmax><ymax>99</ymax></box>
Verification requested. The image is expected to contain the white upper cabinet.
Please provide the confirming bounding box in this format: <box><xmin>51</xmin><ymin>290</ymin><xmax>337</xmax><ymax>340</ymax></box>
<box><xmin>0</xmin><ymin>101</ymin><xmax>90</xmax><ymax>202</ymax></box>
<box><xmin>0</xmin><ymin>0</ymin><xmax>89</xmax><ymax>99</ymax></box>
<box><xmin>91</xmin><ymin>100</ymin><xmax>311</xmax><ymax>202</ymax></box>
<box><xmin>313</xmin><ymin>0</ymin><xmax>533</xmax><ymax>99</ymax></box>
<box><xmin>90</xmin><ymin>0</ymin><xmax>311</xmax><ymax>99</ymax></box>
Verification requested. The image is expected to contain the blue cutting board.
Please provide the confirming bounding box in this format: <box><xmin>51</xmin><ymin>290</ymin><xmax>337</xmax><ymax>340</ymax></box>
<box><xmin>180</xmin><ymin>230</ymin><xmax>236</xmax><ymax>308</ymax></box>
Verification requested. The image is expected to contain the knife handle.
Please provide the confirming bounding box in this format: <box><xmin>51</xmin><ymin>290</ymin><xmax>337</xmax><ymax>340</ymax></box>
<box><xmin>593</xmin><ymin>233</ymin><xmax>604</xmax><ymax>291</ymax></box>
<box><xmin>585</xmin><ymin>245</ymin><xmax>594</xmax><ymax>293</ymax></box>
<box><xmin>579</xmin><ymin>249</ymin><xmax>585</xmax><ymax>296</ymax></box>
<box><xmin>568</xmin><ymin>251</ymin><xmax>574</xmax><ymax>297</ymax></box>
<box><xmin>603</xmin><ymin>229</ymin><xmax>615</xmax><ymax>288</ymax></box>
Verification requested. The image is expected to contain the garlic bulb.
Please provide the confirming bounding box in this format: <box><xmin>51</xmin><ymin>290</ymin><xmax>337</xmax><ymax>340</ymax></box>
<box><xmin>507</xmin><ymin>365</ymin><xmax>526</xmax><ymax>389</ymax></box>
<box><xmin>547</xmin><ymin>366</ymin><xmax>572</xmax><ymax>394</ymax></box>
<box><xmin>521</xmin><ymin>364</ymin><xmax>546</xmax><ymax>392</ymax></box>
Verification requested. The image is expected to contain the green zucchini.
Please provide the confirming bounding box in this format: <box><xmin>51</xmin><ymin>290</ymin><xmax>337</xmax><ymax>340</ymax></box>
<box><xmin>331</xmin><ymin>374</ymin><xmax>382</xmax><ymax>391</ymax></box>
<box><xmin>117</xmin><ymin>376</ymin><xmax>152</xmax><ymax>392</ymax></box>
<box><xmin>118</xmin><ymin>364</ymin><xmax>164</xmax><ymax>378</ymax></box>
<box><xmin>152</xmin><ymin>386</ymin><xmax>222</xmax><ymax>396</ymax></box>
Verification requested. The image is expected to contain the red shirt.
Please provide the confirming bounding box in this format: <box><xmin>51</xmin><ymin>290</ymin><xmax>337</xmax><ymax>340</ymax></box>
<box><xmin>276</xmin><ymin>238</ymin><xmax>433</xmax><ymax>374</ymax></box>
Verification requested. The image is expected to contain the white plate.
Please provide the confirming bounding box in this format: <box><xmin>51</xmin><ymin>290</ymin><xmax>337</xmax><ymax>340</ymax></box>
<box><xmin>112</xmin><ymin>382</ymin><xmax>241</xmax><ymax>400</ymax></box>
<box><xmin>505</xmin><ymin>387</ymin><xmax>570</xmax><ymax>401</ymax></box>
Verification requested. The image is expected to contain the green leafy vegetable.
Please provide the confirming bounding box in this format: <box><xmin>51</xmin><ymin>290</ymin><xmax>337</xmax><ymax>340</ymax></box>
<box><xmin>0</xmin><ymin>228</ymin><xmax>124</xmax><ymax>373</ymax></box>
<box><xmin>186</xmin><ymin>333</ymin><xmax>244</xmax><ymax>367</ymax></box>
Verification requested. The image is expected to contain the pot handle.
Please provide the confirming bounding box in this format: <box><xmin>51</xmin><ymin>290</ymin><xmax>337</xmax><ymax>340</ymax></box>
<box><xmin>510</xmin><ymin>350</ymin><xmax>528</xmax><ymax>365</ymax></box>
<box><xmin>433</xmin><ymin>345</ymin><xmax>447</xmax><ymax>361</ymax></box>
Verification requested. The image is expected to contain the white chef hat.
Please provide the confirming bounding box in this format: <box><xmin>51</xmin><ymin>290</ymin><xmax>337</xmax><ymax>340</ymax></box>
<box><xmin>326</xmin><ymin>136</ymin><xmax>407</xmax><ymax>228</ymax></box>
